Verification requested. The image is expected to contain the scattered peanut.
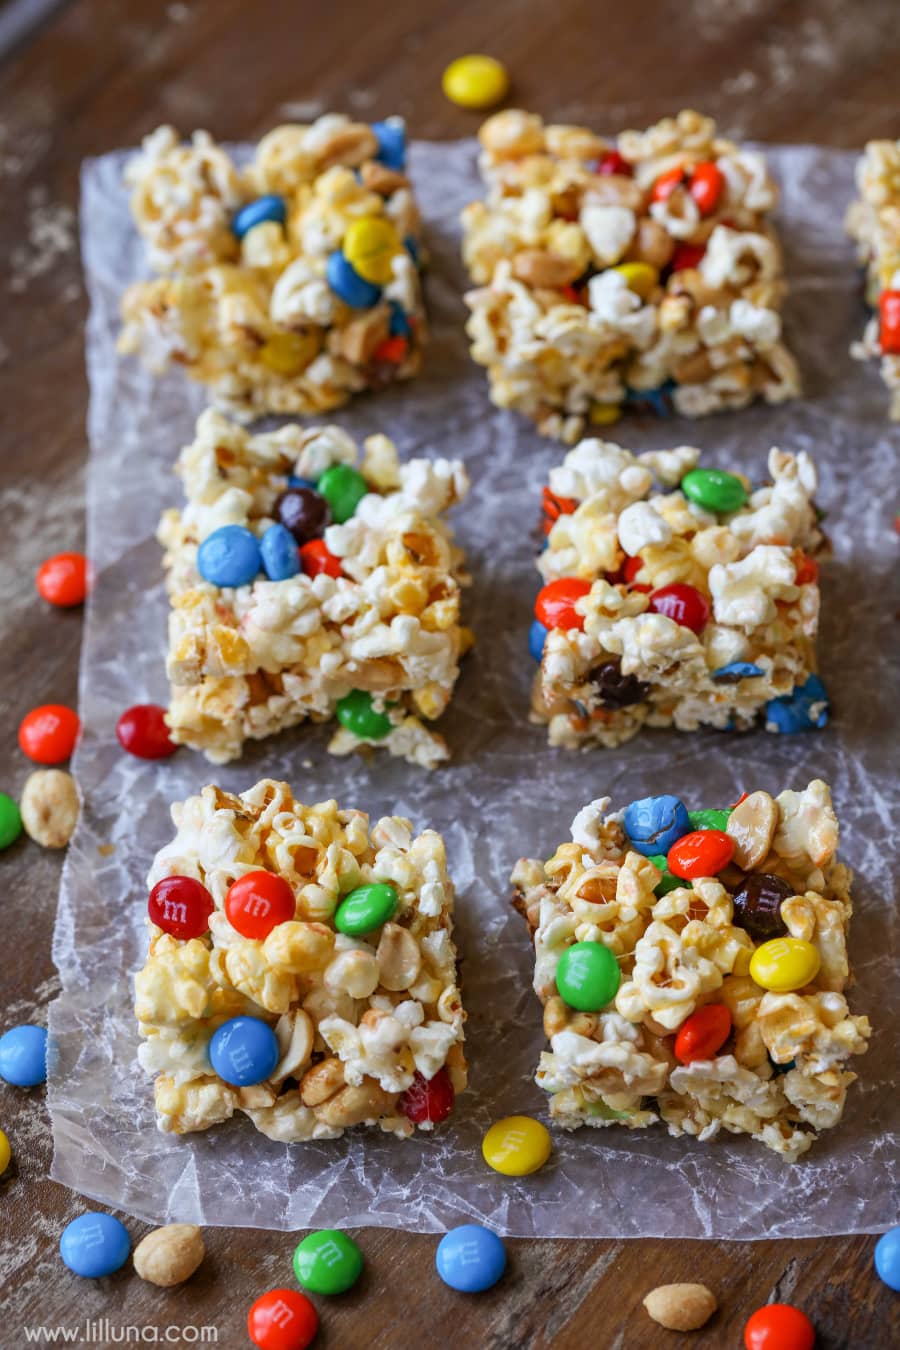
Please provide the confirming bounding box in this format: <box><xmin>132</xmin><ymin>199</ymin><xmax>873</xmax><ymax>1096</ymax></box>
<box><xmin>728</xmin><ymin>790</ymin><xmax>778</xmax><ymax>870</ymax></box>
<box><xmin>20</xmin><ymin>769</ymin><xmax>79</xmax><ymax>849</ymax></box>
<box><xmin>643</xmin><ymin>1283</ymin><xmax>717</xmax><ymax>1331</ymax></box>
<box><xmin>133</xmin><ymin>1224</ymin><xmax>205</xmax><ymax>1287</ymax></box>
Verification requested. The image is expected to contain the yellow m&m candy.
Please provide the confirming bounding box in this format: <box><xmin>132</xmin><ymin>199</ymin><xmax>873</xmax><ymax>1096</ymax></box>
<box><xmin>343</xmin><ymin>216</ymin><xmax>401</xmax><ymax>285</ymax></box>
<box><xmin>442</xmin><ymin>55</ymin><xmax>509</xmax><ymax>111</ymax></box>
<box><xmin>259</xmin><ymin>331</ymin><xmax>319</xmax><ymax>375</ymax></box>
<box><xmin>482</xmin><ymin>1115</ymin><xmax>551</xmax><ymax>1176</ymax></box>
<box><xmin>589</xmin><ymin>402</ymin><xmax>623</xmax><ymax>426</ymax></box>
<box><xmin>0</xmin><ymin>1127</ymin><xmax>10</xmax><ymax>1176</ymax></box>
<box><xmin>612</xmin><ymin>262</ymin><xmax>659</xmax><ymax>300</ymax></box>
<box><xmin>749</xmin><ymin>937</ymin><xmax>821</xmax><ymax>992</ymax></box>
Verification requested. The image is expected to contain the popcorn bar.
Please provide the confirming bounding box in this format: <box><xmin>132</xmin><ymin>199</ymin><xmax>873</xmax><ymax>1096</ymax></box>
<box><xmin>160</xmin><ymin>409</ymin><xmax>470</xmax><ymax>767</ymax></box>
<box><xmin>119</xmin><ymin>116</ymin><xmax>425</xmax><ymax>418</ymax></box>
<box><xmin>462</xmin><ymin>109</ymin><xmax>801</xmax><ymax>442</ymax></box>
<box><xmin>845</xmin><ymin>138</ymin><xmax>900</xmax><ymax>418</ymax></box>
<box><xmin>530</xmin><ymin>437</ymin><xmax>828</xmax><ymax>749</ymax></box>
<box><xmin>135</xmin><ymin>779</ymin><xmax>467</xmax><ymax>1140</ymax></box>
<box><xmin>511</xmin><ymin>781</ymin><xmax>870</xmax><ymax>1160</ymax></box>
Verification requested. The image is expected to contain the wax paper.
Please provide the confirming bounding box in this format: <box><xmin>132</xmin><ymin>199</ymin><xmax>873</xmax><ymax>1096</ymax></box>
<box><xmin>49</xmin><ymin>140</ymin><xmax>899</xmax><ymax>1237</ymax></box>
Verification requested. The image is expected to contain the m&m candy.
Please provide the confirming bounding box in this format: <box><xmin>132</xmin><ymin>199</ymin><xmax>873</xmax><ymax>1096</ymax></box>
<box><xmin>398</xmin><ymin>1068</ymin><xmax>455</xmax><ymax>1124</ymax></box>
<box><xmin>674</xmin><ymin>1005</ymin><xmax>732</xmax><ymax>1064</ymax></box>
<box><xmin>334</xmin><ymin>882</ymin><xmax>398</xmax><ymax>936</ymax></box>
<box><xmin>681</xmin><ymin>467</ymin><xmax>748</xmax><ymax>514</ymax></box>
<box><xmin>225</xmin><ymin>871</ymin><xmax>296</xmax><ymax>939</ymax></box>
<box><xmin>335</xmin><ymin>689</ymin><xmax>393</xmax><ymax>740</ymax></box>
<box><xmin>36</xmin><ymin>552</ymin><xmax>88</xmax><ymax>607</ymax></box>
<box><xmin>435</xmin><ymin>1224</ymin><xmax>507</xmax><ymax>1293</ymax></box>
<box><xmin>555</xmin><ymin>941</ymin><xmax>620</xmax><ymax>1011</ymax></box>
<box><xmin>874</xmin><ymin>1225</ymin><xmax>900</xmax><ymax>1291</ymax></box>
<box><xmin>624</xmin><ymin>794</ymin><xmax>691</xmax><ymax>857</ymax></box>
<box><xmin>372</xmin><ymin>119</ymin><xmax>406</xmax><ymax>171</ymax></box>
<box><xmin>197</xmin><ymin>524</ymin><xmax>261</xmax><ymax>588</ymax></box>
<box><xmin>343</xmin><ymin>216</ymin><xmax>401</xmax><ymax>285</ymax></box>
<box><xmin>878</xmin><ymin>289</ymin><xmax>900</xmax><ymax>354</ymax></box>
<box><xmin>275</xmin><ymin>487</ymin><xmax>330</xmax><ymax>545</ymax></box>
<box><xmin>148</xmin><ymin>876</ymin><xmax>215</xmax><ymax>940</ymax></box>
<box><xmin>0</xmin><ymin>793</ymin><xmax>23</xmax><ymax>850</ymax></box>
<box><xmin>534</xmin><ymin>577</ymin><xmax>591</xmax><ymax>631</ymax></box>
<box><xmin>482</xmin><ymin>1115</ymin><xmax>551</xmax><ymax>1176</ymax></box>
<box><xmin>232</xmin><ymin>195</ymin><xmax>286</xmax><ymax>240</ymax></box>
<box><xmin>59</xmin><ymin>1212</ymin><xmax>131</xmax><ymax>1278</ymax></box>
<box><xmin>529</xmin><ymin>619</ymin><xmax>548</xmax><ymax>663</ymax></box>
<box><xmin>689</xmin><ymin>161</ymin><xmax>724</xmax><ymax>215</ymax></box>
<box><xmin>648</xmin><ymin>855</ymin><xmax>685</xmax><ymax>897</ymax></box>
<box><xmin>731</xmin><ymin>873</ymin><xmax>791</xmax><ymax>941</ymax></box>
<box><xmin>648</xmin><ymin>582</ymin><xmax>710</xmax><ymax>634</ymax></box>
<box><xmin>0</xmin><ymin>1024</ymin><xmax>48</xmax><ymax>1086</ymax></box>
<box><xmin>326</xmin><ymin>250</ymin><xmax>382</xmax><ymax>308</ymax></box>
<box><xmin>300</xmin><ymin>539</ymin><xmax>342</xmax><ymax>578</ymax></box>
<box><xmin>743</xmin><ymin>1302</ymin><xmax>815</xmax><ymax>1350</ymax></box>
<box><xmin>116</xmin><ymin>704</ymin><xmax>178</xmax><ymax>759</ymax></box>
<box><xmin>0</xmin><ymin>1127</ymin><xmax>10</xmax><ymax>1176</ymax></box>
<box><xmin>712</xmin><ymin>661</ymin><xmax>764</xmax><ymax>682</ymax></box>
<box><xmin>749</xmin><ymin>938</ymin><xmax>821</xmax><ymax>993</ymax></box>
<box><xmin>317</xmin><ymin>463</ymin><xmax>369</xmax><ymax>523</ymax></box>
<box><xmin>208</xmin><ymin>1017</ymin><xmax>279</xmax><ymax>1087</ymax></box>
<box><xmin>260</xmin><ymin>524</ymin><xmax>301</xmax><ymax>581</ymax></box>
<box><xmin>293</xmin><ymin>1229</ymin><xmax>363</xmax><ymax>1295</ymax></box>
<box><xmin>18</xmin><ymin>704</ymin><xmax>80</xmax><ymax>764</ymax></box>
<box><xmin>442</xmin><ymin>55</ymin><xmax>509</xmax><ymax>110</ymax></box>
<box><xmin>687</xmin><ymin>808</ymin><xmax>731</xmax><ymax>832</ymax></box>
<box><xmin>765</xmin><ymin>674</ymin><xmax>829</xmax><ymax>733</ymax></box>
<box><xmin>667</xmin><ymin>828</ymin><xmax>734</xmax><ymax>879</ymax></box>
<box><xmin>247</xmin><ymin>1288</ymin><xmax>318</xmax><ymax>1350</ymax></box>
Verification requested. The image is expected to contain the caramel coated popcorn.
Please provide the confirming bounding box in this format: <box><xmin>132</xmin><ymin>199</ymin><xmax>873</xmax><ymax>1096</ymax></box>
<box><xmin>119</xmin><ymin>117</ymin><xmax>425</xmax><ymax>418</ymax></box>
<box><xmin>160</xmin><ymin>409</ymin><xmax>470</xmax><ymax>766</ymax></box>
<box><xmin>511</xmin><ymin>782</ymin><xmax>870</xmax><ymax>1160</ymax></box>
<box><xmin>462</xmin><ymin>109</ymin><xmax>800</xmax><ymax>442</ymax></box>
<box><xmin>136</xmin><ymin>780</ymin><xmax>467</xmax><ymax>1140</ymax></box>
<box><xmin>845</xmin><ymin>138</ymin><xmax>900</xmax><ymax>417</ymax></box>
<box><xmin>531</xmin><ymin>437</ymin><xmax>828</xmax><ymax>749</ymax></box>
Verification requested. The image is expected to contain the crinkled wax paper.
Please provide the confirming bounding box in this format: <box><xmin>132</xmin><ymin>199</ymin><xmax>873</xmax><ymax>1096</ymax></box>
<box><xmin>49</xmin><ymin>140</ymin><xmax>898</xmax><ymax>1237</ymax></box>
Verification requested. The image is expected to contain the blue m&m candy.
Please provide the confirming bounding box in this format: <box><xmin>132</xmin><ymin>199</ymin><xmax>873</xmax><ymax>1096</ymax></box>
<box><xmin>197</xmin><ymin>525</ymin><xmax>261</xmax><ymax>589</ymax></box>
<box><xmin>711</xmin><ymin>661</ymin><xmax>764</xmax><ymax>682</ymax></box>
<box><xmin>0</xmin><ymin>1023</ymin><xmax>48</xmax><ymax>1087</ymax></box>
<box><xmin>287</xmin><ymin>475</ymin><xmax>318</xmax><ymax>490</ymax></box>
<box><xmin>529</xmin><ymin>619</ymin><xmax>548</xmax><ymax>663</ymax></box>
<box><xmin>404</xmin><ymin>235</ymin><xmax>421</xmax><ymax>268</ymax></box>
<box><xmin>765</xmin><ymin>673</ymin><xmax>829</xmax><ymax>734</ymax></box>
<box><xmin>326</xmin><ymin>251</ymin><xmax>382</xmax><ymax>308</ymax></box>
<box><xmin>874</xmin><ymin>1226</ymin><xmax>900</xmax><ymax>1290</ymax></box>
<box><xmin>60</xmin><ymin>1212</ymin><xmax>131</xmax><ymax>1278</ymax></box>
<box><xmin>387</xmin><ymin>300</ymin><xmax>411</xmax><ymax>337</ymax></box>
<box><xmin>208</xmin><ymin>1016</ymin><xmax>279</xmax><ymax>1087</ymax></box>
<box><xmin>260</xmin><ymin>524</ymin><xmax>300</xmax><ymax>582</ymax></box>
<box><xmin>623</xmin><ymin>795</ymin><xmax>691</xmax><ymax>857</ymax></box>
<box><xmin>435</xmin><ymin>1224</ymin><xmax>507</xmax><ymax>1293</ymax></box>
<box><xmin>372</xmin><ymin>119</ymin><xmax>406</xmax><ymax>171</ymax></box>
<box><xmin>232</xmin><ymin>195</ymin><xmax>286</xmax><ymax>240</ymax></box>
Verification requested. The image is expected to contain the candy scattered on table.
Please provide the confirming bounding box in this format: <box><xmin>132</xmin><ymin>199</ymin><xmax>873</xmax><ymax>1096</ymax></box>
<box><xmin>435</xmin><ymin>1224</ymin><xmax>507</xmax><ymax>1292</ymax></box>
<box><xmin>0</xmin><ymin>791</ymin><xmax>23</xmax><ymax>850</ymax></box>
<box><xmin>115</xmin><ymin>704</ymin><xmax>178</xmax><ymax>759</ymax></box>
<box><xmin>0</xmin><ymin>1127</ymin><xmax>11</xmax><ymax>1176</ymax></box>
<box><xmin>248</xmin><ymin>1289</ymin><xmax>318</xmax><ymax>1350</ymax></box>
<box><xmin>35</xmin><ymin>551</ymin><xmax>88</xmax><ymax>607</ymax></box>
<box><xmin>643</xmin><ymin>1282</ymin><xmax>717</xmax><ymax>1331</ymax></box>
<box><xmin>159</xmin><ymin>411</ymin><xmax>469</xmax><ymax>767</ymax></box>
<box><xmin>132</xmin><ymin>1224</ymin><xmax>205</xmax><ymax>1287</ymax></box>
<box><xmin>293</xmin><ymin>1229</ymin><xmax>363</xmax><ymax>1296</ymax></box>
<box><xmin>482</xmin><ymin>1115</ymin><xmax>552</xmax><ymax>1176</ymax></box>
<box><xmin>442</xmin><ymin>55</ymin><xmax>509</xmax><ymax>110</ymax></box>
<box><xmin>59</xmin><ymin>1212</ymin><xmax>131</xmax><ymax>1278</ymax></box>
<box><xmin>19</xmin><ymin>769</ymin><xmax>80</xmax><ymax>848</ymax></box>
<box><xmin>874</xmin><ymin>1225</ymin><xmax>900</xmax><ymax>1291</ymax></box>
<box><xmin>743</xmin><ymin>1302</ymin><xmax>815</xmax><ymax>1350</ymax></box>
<box><xmin>530</xmin><ymin>439</ymin><xmax>828</xmax><ymax>751</ymax></box>
<box><xmin>511</xmin><ymin>781</ymin><xmax>870</xmax><ymax>1159</ymax></box>
<box><xmin>18</xmin><ymin>703</ymin><xmax>80</xmax><ymax>764</ymax></box>
<box><xmin>208</xmin><ymin>1016</ymin><xmax>280</xmax><ymax>1087</ymax></box>
<box><xmin>0</xmin><ymin>1023</ymin><xmax>48</xmax><ymax>1087</ymax></box>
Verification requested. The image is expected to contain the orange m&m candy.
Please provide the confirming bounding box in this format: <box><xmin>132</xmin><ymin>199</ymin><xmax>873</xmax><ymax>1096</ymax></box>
<box><xmin>667</xmin><ymin>828</ymin><xmax>734</xmax><ymax>880</ymax></box>
<box><xmin>18</xmin><ymin>704</ymin><xmax>80</xmax><ymax>764</ymax></box>
<box><xmin>674</xmin><ymin>1004</ymin><xmax>732</xmax><ymax>1065</ymax></box>
<box><xmin>534</xmin><ymin>578</ymin><xmax>592</xmax><ymax>632</ymax></box>
<box><xmin>36</xmin><ymin>552</ymin><xmax>88</xmax><ymax>607</ymax></box>
<box><xmin>743</xmin><ymin>1302</ymin><xmax>815</xmax><ymax>1350</ymax></box>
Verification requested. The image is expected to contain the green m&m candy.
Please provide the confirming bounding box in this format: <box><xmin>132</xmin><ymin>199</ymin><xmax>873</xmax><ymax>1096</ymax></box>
<box><xmin>317</xmin><ymin>463</ymin><xmax>369</xmax><ymax>523</ymax></box>
<box><xmin>688</xmin><ymin>808</ymin><xmax>731</xmax><ymax>832</ymax></box>
<box><xmin>335</xmin><ymin>689</ymin><xmax>393</xmax><ymax>740</ymax></box>
<box><xmin>293</xmin><ymin>1228</ymin><xmax>363</xmax><ymax>1295</ymax></box>
<box><xmin>647</xmin><ymin>854</ymin><xmax>686</xmax><ymax>897</ymax></box>
<box><xmin>335</xmin><ymin>882</ymin><xmax>398</xmax><ymax>935</ymax></box>
<box><xmin>681</xmin><ymin>467</ymin><xmax>748</xmax><ymax>515</ymax></box>
<box><xmin>0</xmin><ymin>793</ymin><xmax>23</xmax><ymax>850</ymax></box>
<box><xmin>556</xmin><ymin>941</ymin><xmax>621</xmax><ymax>1012</ymax></box>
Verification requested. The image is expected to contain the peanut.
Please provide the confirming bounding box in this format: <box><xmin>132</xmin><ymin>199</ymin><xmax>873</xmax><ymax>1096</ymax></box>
<box><xmin>360</xmin><ymin>162</ymin><xmax>409</xmax><ymax>196</ymax></box>
<box><xmin>313</xmin><ymin>123</ymin><xmax>378</xmax><ymax>169</ymax></box>
<box><xmin>133</xmin><ymin>1224</ymin><xmax>205</xmax><ymax>1288</ymax></box>
<box><xmin>300</xmin><ymin>1056</ymin><xmax>345</xmax><ymax>1106</ymax></box>
<box><xmin>314</xmin><ymin>1078</ymin><xmax>396</xmax><ymax>1127</ymax></box>
<box><xmin>642</xmin><ymin>1283</ymin><xmax>717</xmax><ymax>1331</ymax></box>
<box><xmin>727</xmin><ymin>790</ymin><xmax>778</xmax><ymax>870</ymax></box>
<box><xmin>20</xmin><ymin>770</ymin><xmax>79</xmax><ymax>849</ymax></box>
<box><xmin>624</xmin><ymin>218</ymin><xmax>675</xmax><ymax>270</ymax></box>
<box><xmin>511</xmin><ymin>249</ymin><xmax>581</xmax><ymax>289</ymax></box>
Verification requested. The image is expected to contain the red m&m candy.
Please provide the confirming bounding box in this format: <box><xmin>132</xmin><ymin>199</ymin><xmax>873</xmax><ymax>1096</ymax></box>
<box><xmin>148</xmin><ymin>876</ymin><xmax>215</xmax><ymax>940</ymax></box>
<box><xmin>689</xmin><ymin>161</ymin><xmax>724</xmax><ymax>215</ymax></box>
<box><xmin>652</xmin><ymin>164</ymin><xmax>684</xmax><ymax>202</ymax></box>
<box><xmin>36</xmin><ymin>552</ymin><xmax>88</xmax><ymax>607</ymax></box>
<box><xmin>247</xmin><ymin>1288</ymin><xmax>318</xmax><ymax>1350</ymax></box>
<box><xmin>674</xmin><ymin>1004</ymin><xmax>732</xmax><ymax>1064</ymax></box>
<box><xmin>878</xmin><ymin>289</ymin><xmax>900</xmax><ymax>355</ymax></box>
<box><xmin>299</xmin><ymin>539</ymin><xmax>342</xmax><ymax>579</ymax></box>
<box><xmin>793</xmin><ymin>553</ymin><xmax>819</xmax><ymax>586</ymax></box>
<box><xmin>670</xmin><ymin>241</ymin><xmax>706</xmax><ymax>272</ymax></box>
<box><xmin>18</xmin><ymin>704</ymin><xmax>80</xmax><ymax>764</ymax></box>
<box><xmin>743</xmin><ymin>1303</ymin><xmax>815</xmax><ymax>1350</ymax></box>
<box><xmin>648</xmin><ymin>582</ymin><xmax>710</xmax><ymax>634</ymax></box>
<box><xmin>541</xmin><ymin>486</ymin><xmax>579</xmax><ymax>535</ymax></box>
<box><xmin>225</xmin><ymin>871</ymin><xmax>296</xmax><ymax>939</ymax></box>
<box><xmin>116</xmin><ymin>704</ymin><xmax>178</xmax><ymax>759</ymax></box>
<box><xmin>667</xmin><ymin>828</ymin><xmax>734</xmax><ymax>880</ymax></box>
<box><xmin>596</xmin><ymin>150</ymin><xmax>631</xmax><ymax>177</ymax></box>
<box><xmin>535</xmin><ymin>577</ymin><xmax>592</xmax><ymax>631</ymax></box>
<box><xmin>398</xmin><ymin>1068</ymin><xmax>455</xmax><ymax>1125</ymax></box>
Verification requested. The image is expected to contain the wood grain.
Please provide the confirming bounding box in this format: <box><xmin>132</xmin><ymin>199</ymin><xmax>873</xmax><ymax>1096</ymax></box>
<box><xmin>1</xmin><ymin>1</ymin><xmax>898</xmax><ymax>1346</ymax></box>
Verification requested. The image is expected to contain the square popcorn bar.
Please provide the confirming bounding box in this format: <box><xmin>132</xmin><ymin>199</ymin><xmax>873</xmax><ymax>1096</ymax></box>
<box><xmin>511</xmin><ymin>781</ymin><xmax>870</xmax><ymax>1161</ymax></box>
<box><xmin>160</xmin><ymin>409</ymin><xmax>469</xmax><ymax>767</ymax></box>
<box><xmin>845</xmin><ymin>139</ymin><xmax>900</xmax><ymax>418</ymax></box>
<box><xmin>462</xmin><ymin>109</ymin><xmax>800</xmax><ymax>443</ymax></box>
<box><xmin>119</xmin><ymin>116</ymin><xmax>425</xmax><ymax>418</ymax></box>
<box><xmin>530</xmin><ymin>437</ymin><xmax>828</xmax><ymax>749</ymax></box>
<box><xmin>135</xmin><ymin>779</ymin><xmax>467</xmax><ymax>1140</ymax></box>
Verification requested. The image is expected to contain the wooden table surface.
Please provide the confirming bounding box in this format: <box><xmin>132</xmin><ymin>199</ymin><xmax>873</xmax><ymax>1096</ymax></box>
<box><xmin>1</xmin><ymin>1</ymin><xmax>897</xmax><ymax>1346</ymax></box>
